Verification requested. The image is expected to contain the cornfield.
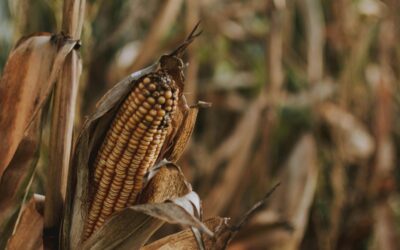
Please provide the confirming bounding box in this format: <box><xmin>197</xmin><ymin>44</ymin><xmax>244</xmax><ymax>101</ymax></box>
<box><xmin>0</xmin><ymin>0</ymin><xmax>400</xmax><ymax>249</ymax></box>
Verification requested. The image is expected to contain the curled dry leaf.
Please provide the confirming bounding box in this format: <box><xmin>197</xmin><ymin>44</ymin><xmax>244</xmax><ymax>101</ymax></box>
<box><xmin>6</xmin><ymin>196</ymin><xmax>44</xmax><ymax>250</ymax></box>
<box><xmin>0</xmin><ymin>33</ymin><xmax>78</xmax><ymax>178</ymax></box>
<box><xmin>318</xmin><ymin>102</ymin><xmax>375</xmax><ymax>162</ymax></box>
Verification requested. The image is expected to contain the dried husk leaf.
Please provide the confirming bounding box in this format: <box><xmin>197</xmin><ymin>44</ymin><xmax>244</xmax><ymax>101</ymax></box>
<box><xmin>82</xmin><ymin>193</ymin><xmax>211</xmax><ymax>250</ymax></box>
<box><xmin>0</xmin><ymin>33</ymin><xmax>77</xmax><ymax>178</ymax></box>
<box><xmin>158</xmin><ymin>95</ymin><xmax>201</xmax><ymax>163</ymax></box>
<box><xmin>6</xmin><ymin>196</ymin><xmax>44</xmax><ymax>250</ymax></box>
<box><xmin>62</xmin><ymin>64</ymin><xmax>157</xmax><ymax>250</ymax></box>
<box><xmin>142</xmin><ymin>217</ymin><xmax>232</xmax><ymax>250</ymax></box>
<box><xmin>166</xmin><ymin>102</ymin><xmax>199</xmax><ymax>162</ymax></box>
<box><xmin>138</xmin><ymin>163</ymin><xmax>191</xmax><ymax>204</ymax></box>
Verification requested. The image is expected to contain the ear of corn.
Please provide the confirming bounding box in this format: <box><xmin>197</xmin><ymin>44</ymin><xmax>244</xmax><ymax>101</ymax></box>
<box><xmin>83</xmin><ymin>72</ymin><xmax>178</xmax><ymax>239</ymax></box>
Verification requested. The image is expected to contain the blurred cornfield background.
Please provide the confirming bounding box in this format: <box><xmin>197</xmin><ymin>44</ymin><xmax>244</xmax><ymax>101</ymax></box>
<box><xmin>1</xmin><ymin>0</ymin><xmax>400</xmax><ymax>249</ymax></box>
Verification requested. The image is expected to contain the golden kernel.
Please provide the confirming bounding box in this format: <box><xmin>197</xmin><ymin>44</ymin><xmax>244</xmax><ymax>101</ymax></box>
<box><xmin>165</xmin><ymin>90</ymin><xmax>173</xmax><ymax>99</ymax></box>
<box><xmin>138</xmin><ymin>106</ymin><xmax>147</xmax><ymax>114</ymax></box>
<box><xmin>149</xmin><ymin>109</ymin><xmax>157</xmax><ymax>116</ymax></box>
<box><xmin>145</xmin><ymin>115</ymin><xmax>154</xmax><ymax>122</ymax></box>
<box><xmin>143</xmin><ymin>77</ymin><xmax>150</xmax><ymax>84</ymax></box>
<box><xmin>158</xmin><ymin>96</ymin><xmax>166</xmax><ymax>104</ymax></box>
<box><xmin>143</xmin><ymin>102</ymin><xmax>151</xmax><ymax>109</ymax></box>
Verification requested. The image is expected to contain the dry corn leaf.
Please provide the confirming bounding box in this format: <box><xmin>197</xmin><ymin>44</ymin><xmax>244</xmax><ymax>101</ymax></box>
<box><xmin>142</xmin><ymin>217</ymin><xmax>231</xmax><ymax>250</ymax></box>
<box><xmin>6</xmin><ymin>196</ymin><xmax>44</xmax><ymax>250</ymax></box>
<box><xmin>0</xmin><ymin>118</ymin><xmax>41</xmax><ymax>248</ymax></box>
<box><xmin>318</xmin><ymin>102</ymin><xmax>375</xmax><ymax>163</ymax></box>
<box><xmin>0</xmin><ymin>33</ymin><xmax>77</xmax><ymax>179</ymax></box>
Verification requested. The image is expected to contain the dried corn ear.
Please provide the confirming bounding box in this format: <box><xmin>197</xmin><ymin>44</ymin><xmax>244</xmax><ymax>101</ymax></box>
<box><xmin>83</xmin><ymin>73</ymin><xmax>178</xmax><ymax>239</ymax></box>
